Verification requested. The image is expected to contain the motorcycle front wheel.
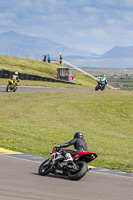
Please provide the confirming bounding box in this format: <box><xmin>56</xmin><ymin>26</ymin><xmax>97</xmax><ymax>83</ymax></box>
<box><xmin>68</xmin><ymin>161</ymin><xmax>88</xmax><ymax>180</ymax></box>
<box><xmin>38</xmin><ymin>159</ymin><xmax>51</xmax><ymax>175</ymax></box>
<box><xmin>95</xmin><ymin>85</ymin><xmax>99</xmax><ymax>91</ymax></box>
<box><xmin>6</xmin><ymin>84</ymin><xmax>11</xmax><ymax>92</ymax></box>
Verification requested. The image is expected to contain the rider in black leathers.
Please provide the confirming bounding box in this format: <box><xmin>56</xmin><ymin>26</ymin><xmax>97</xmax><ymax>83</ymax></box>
<box><xmin>55</xmin><ymin>132</ymin><xmax>87</xmax><ymax>162</ymax></box>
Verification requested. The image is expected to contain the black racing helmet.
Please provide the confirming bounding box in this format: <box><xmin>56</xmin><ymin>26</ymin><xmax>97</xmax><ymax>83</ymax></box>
<box><xmin>74</xmin><ymin>132</ymin><xmax>83</xmax><ymax>139</ymax></box>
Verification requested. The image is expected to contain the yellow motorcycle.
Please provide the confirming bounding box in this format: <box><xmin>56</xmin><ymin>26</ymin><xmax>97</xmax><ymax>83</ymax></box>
<box><xmin>6</xmin><ymin>78</ymin><xmax>19</xmax><ymax>92</ymax></box>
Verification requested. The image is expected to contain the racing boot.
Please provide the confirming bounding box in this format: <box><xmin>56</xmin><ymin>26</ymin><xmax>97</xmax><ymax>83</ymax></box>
<box><xmin>64</xmin><ymin>153</ymin><xmax>73</xmax><ymax>163</ymax></box>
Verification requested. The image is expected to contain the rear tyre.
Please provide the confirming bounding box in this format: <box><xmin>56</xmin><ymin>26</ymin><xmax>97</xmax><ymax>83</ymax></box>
<box><xmin>38</xmin><ymin>159</ymin><xmax>51</xmax><ymax>175</ymax></box>
<box><xmin>13</xmin><ymin>87</ymin><xmax>17</xmax><ymax>92</ymax></box>
<box><xmin>68</xmin><ymin>161</ymin><xmax>88</xmax><ymax>180</ymax></box>
<box><xmin>101</xmin><ymin>85</ymin><xmax>105</xmax><ymax>91</ymax></box>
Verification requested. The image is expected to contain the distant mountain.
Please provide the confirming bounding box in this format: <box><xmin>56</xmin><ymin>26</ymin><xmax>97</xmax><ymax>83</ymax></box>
<box><xmin>102</xmin><ymin>46</ymin><xmax>133</xmax><ymax>59</ymax></box>
<box><xmin>70</xmin><ymin>57</ymin><xmax>133</xmax><ymax>69</ymax></box>
<box><xmin>0</xmin><ymin>31</ymin><xmax>98</xmax><ymax>61</ymax></box>
<box><xmin>63</xmin><ymin>54</ymin><xmax>101</xmax><ymax>60</ymax></box>
<box><xmin>1</xmin><ymin>31</ymin><xmax>133</xmax><ymax>68</ymax></box>
<box><xmin>66</xmin><ymin>45</ymin><xmax>133</xmax><ymax>68</ymax></box>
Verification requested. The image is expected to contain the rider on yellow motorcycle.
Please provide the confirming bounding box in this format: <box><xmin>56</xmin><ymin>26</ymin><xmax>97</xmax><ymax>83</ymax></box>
<box><xmin>11</xmin><ymin>72</ymin><xmax>19</xmax><ymax>84</ymax></box>
<box><xmin>6</xmin><ymin>72</ymin><xmax>19</xmax><ymax>92</ymax></box>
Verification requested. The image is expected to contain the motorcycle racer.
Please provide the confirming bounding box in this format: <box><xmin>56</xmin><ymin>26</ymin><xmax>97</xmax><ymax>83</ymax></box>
<box><xmin>54</xmin><ymin>132</ymin><xmax>87</xmax><ymax>163</ymax></box>
<box><xmin>99</xmin><ymin>74</ymin><xmax>107</xmax><ymax>89</ymax></box>
<box><xmin>11</xmin><ymin>72</ymin><xmax>19</xmax><ymax>86</ymax></box>
<box><xmin>38</xmin><ymin>142</ymin><xmax>97</xmax><ymax>180</ymax></box>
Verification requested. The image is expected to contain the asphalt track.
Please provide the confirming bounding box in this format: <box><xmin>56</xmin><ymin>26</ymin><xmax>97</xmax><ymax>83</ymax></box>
<box><xmin>0</xmin><ymin>154</ymin><xmax>133</xmax><ymax>200</ymax></box>
<box><xmin>0</xmin><ymin>86</ymin><xmax>133</xmax><ymax>199</ymax></box>
<box><xmin>0</xmin><ymin>85</ymin><xmax>118</xmax><ymax>95</ymax></box>
<box><xmin>0</xmin><ymin>86</ymin><xmax>95</xmax><ymax>94</ymax></box>
<box><xmin>0</xmin><ymin>147</ymin><xmax>133</xmax><ymax>200</ymax></box>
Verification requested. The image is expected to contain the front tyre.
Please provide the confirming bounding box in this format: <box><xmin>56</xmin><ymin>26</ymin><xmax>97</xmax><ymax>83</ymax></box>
<box><xmin>6</xmin><ymin>84</ymin><xmax>10</xmax><ymax>92</ymax></box>
<box><xmin>68</xmin><ymin>161</ymin><xmax>88</xmax><ymax>180</ymax></box>
<box><xmin>38</xmin><ymin>159</ymin><xmax>51</xmax><ymax>175</ymax></box>
<box><xmin>95</xmin><ymin>85</ymin><xmax>99</xmax><ymax>91</ymax></box>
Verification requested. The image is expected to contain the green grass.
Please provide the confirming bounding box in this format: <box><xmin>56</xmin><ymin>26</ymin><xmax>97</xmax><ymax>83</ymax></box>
<box><xmin>108</xmin><ymin>78</ymin><xmax>133</xmax><ymax>85</ymax></box>
<box><xmin>83</xmin><ymin>68</ymin><xmax>133</xmax><ymax>91</ymax></box>
<box><xmin>0</xmin><ymin>55</ymin><xmax>58</xmax><ymax>77</ymax></box>
<box><xmin>120</xmin><ymin>87</ymin><xmax>133</xmax><ymax>91</ymax></box>
<box><xmin>0</xmin><ymin>55</ymin><xmax>96</xmax><ymax>88</ymax></box>
<box><xmin>0</xmin><ymin>56</ymin><xmax>133</xmax><ymax>173</ymax></box>
<box><xmin>0</xmin><ymin>91</ymin><xmax>132</xmax><ymax>173</ymax></box>
<box><xmin>108</xmin><ymin>78</ymin><xmax>133</xmax><ymax>91</ymax></box>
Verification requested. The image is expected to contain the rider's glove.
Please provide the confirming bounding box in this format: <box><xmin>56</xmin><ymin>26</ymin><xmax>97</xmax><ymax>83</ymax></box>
<box><xmin>54</xmin><ymin>146</ymin><xmax>61</xmax><ymax>151</ymax></box>
<box><xmin>57</xmin><ymin>145</ymin><xmax>61</xmax><ymax>148</ymax></box>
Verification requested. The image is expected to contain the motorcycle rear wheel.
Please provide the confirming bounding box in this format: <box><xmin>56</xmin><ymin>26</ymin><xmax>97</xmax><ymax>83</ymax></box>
<box><xmin>38</xmin><ymin>159</ymin><xmax>51</xmax><ymax>175</ymax></box>
<box><xmin>13</xmin><ymin>87</ymin><xmax>17</xmax><ymax>92</ymax></box>
<box><xmin>101</xmin><ymin>85</ymin><xmax>105</xmax><ymax>91</ymax></box>
<box><xmin>68</xmin><ymin>161</ymin><xmax>88</xmax><ymax>180</ymax></box>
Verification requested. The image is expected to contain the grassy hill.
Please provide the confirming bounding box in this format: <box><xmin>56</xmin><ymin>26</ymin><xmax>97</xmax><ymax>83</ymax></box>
<box><xmin>0</xmin><ymin>55</ymin><xmax>96</xmax><ymax>88</ymax></box>
<box><xmin>0</xmin><ymin>56</ymin><xmax>133</xmax><ymax>173</ymax></box>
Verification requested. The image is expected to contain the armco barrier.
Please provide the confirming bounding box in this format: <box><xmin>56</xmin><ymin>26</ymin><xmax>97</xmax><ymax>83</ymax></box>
<box><xmin>0</xmin><ymin>69</ymin><xmax>75</xmax><ymax>84</ymax></box>
<box><xmin>2</xmin><ymin>70</ymin><xmax>10</xmax><ymax>78</ymax></box>
<box><xmin>29</xmin><ymin>75</ymin><xmax>35</xmax><ymax>80</ymax></box>
<box><xmin>19</xmin><ymin>74</ymin><xmax>25</xmax><ymax>80</ymax></box>
<box><xmin>0</xmin><ymin>70</ymin><xmax>3</xmax><ymax>78</ymax></box>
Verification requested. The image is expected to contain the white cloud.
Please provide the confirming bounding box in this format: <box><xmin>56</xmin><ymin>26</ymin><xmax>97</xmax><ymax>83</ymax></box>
<box><xmin>1</xmin><ymin>0</ymin><xmax>133</xmax><ymax>53</ymax></box>
<box><xmin>126</xmin><ymin>17</ymin><xmax>133</xmax><ymax>22</ymax></box>
<box><xmin>83</xmin><ymin>6</ymin><xmax>101</xmax><ymax>13</ymax></box>
<box><xmin>98</xmin><ymin>0</ymin><xmax>116</xmax><ymax>6</ymax></box>
<box><xmin>0</xmin><ymin>13</ymin><xmax>16</xmax><ymax>18</ymax></box>
<box><xmin>90</xmin><ymin>28</ymin><xmax>107</xmax><ymax>38</ymax></box>
<box><xmin>39</xmin><ymin>15</ymin><xmax>47</xmax><ymax>20</ymax></box>
<box><xmin>0</xmin><ymin>19</ymin><xmax>13</xmax><ymax>25</ymax></box>
<box><xmin>105</xmin><ymin>19</ymin><xmax>122</xmax><ymax>26</ymax></box>
<box><xmin>21</xmin><ymin>0</ymin><xmax>33</xmax><ymax>6</ymax></box>
<box><xmin>48</xmin><ymin>0</ymin><xmax>57</xmax><ymax>4</ymax></box>
<box><xmin>126</xmin><ymin>30</ymin><xmax>133</xmax><ymax>36</ymax></box>
<box><xmin>98</xmin><ymin>0</ymin><xmax>133</xmax><ymax>9</ymax></box>
<box><xmin>124</xmin><ymin>0</ymin><xmax>133</xmax><ymax>7</ymax></box>
<box><xmin>123</xmin><ymin>11</ymin><xmax>133</xmax><ymax>23</ymax></box>
<box><xmin>76</xmin><ymin>30</ymin><xmax>89</xmax><ymax>37</ymax></box>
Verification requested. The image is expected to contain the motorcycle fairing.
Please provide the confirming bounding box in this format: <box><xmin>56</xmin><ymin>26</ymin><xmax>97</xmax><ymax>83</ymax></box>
<box><xmin>73</xmin><ymin>151</ymin><xmax>98</xmax><ymax>163</ymax></box>
<box><xmin>51</xmin><ymin>148</ymin><xmax>98</xmax><ymax>163</ymax></box>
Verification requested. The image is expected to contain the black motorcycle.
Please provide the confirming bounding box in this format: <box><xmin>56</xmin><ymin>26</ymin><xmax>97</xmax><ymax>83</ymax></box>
<box><xmin>95</xmin><ymin>81</ymin><xmax>105</xmax><ymax>91</ymax></box>
<box><xmin>38</xmin><ymin>147</ymin><xmax>97</xmax><ymax>180</ymax></box>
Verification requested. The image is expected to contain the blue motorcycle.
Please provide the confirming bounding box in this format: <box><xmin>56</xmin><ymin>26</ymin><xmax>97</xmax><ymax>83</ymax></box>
<box><xmin>95</xmin><ymin>81</ymin><xmax>106</xmax><ymax>91</ymax></box>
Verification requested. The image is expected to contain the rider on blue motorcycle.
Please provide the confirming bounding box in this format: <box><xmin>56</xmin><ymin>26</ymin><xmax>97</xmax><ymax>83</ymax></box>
<box><xmin>99</xmin><ymin>74</ymin><xmax>107</xmax><ymax>89</ymax></box>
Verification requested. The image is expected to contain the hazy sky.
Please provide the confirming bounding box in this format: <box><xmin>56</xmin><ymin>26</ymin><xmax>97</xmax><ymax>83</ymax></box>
<box><xmin>1</xmin><ymin>0</ymin><xmax>133</xmax><ymax>54</ymax></box>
